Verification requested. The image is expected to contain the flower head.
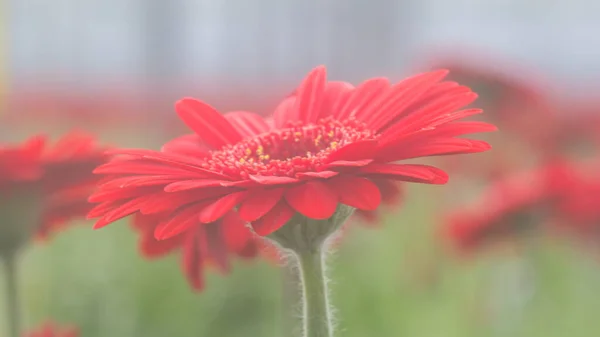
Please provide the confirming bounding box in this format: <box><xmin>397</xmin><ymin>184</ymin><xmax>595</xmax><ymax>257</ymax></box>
<box><xmin>0</xmin><ymin>132</ymin><xmax>107</xmax><ymax>254</ymax></box>
<box><xmin>89</xmin><ymin>66</ymin><xmax>495</xmax><ymax>253</ymax></box>
<box><xmin>22</xmin><ymin>322</ymin><xmax>78</xmax><ymax>337</ymax></box>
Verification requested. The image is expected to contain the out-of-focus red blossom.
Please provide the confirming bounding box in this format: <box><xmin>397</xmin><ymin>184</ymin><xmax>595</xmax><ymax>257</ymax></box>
<box><xmin>551</xmin><ymin>159</ymin><xmax>600</xmax><ymax>244</ymax></box>
<box><xmin>22</xmin><ymin>322</ymin><xmax>78</xmax><ymax>337</ymax></box>
<box><xmin>88</xmin><ymin>65</ymin><xmax>495</xmax><ymax>287</ymax></box>
<box><xmin>0</xmin><ymin>132</ymin><xmax>108</xmax><ymax>253</ymax></box>
<box><xmin>443</xmin><ymin>159</ymin><xmax>576</xmax><ymax>255</ymax></box>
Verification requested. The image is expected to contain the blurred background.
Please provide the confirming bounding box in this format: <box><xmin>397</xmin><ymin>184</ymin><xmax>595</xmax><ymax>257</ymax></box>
<box><xmin>3</xmin><ymin>0</ymin><xmax>600</xmax><ymax>336</ymax></box>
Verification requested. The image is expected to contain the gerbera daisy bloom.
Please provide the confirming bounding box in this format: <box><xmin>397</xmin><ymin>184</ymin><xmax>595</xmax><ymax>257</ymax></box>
<box><xmin>0</xmin><ymin>132</ymin><xmax>108</xmax><ymax>255</ymax></box>
<box><xmin>89</xmin><ymin>65</ymin><xmax>495</xmax><ymax>246</ymax></box>
<box><xmin>22</xmin><ymin>322</ymin><xmax>78</xmax><ymax>337</ymax></box>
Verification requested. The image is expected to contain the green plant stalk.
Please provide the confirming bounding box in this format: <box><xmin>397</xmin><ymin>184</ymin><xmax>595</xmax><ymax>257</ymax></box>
<box><xmin>296</xmin><ymin>247</ymin><xmax>332</xmax><ymax>337</ymax></box>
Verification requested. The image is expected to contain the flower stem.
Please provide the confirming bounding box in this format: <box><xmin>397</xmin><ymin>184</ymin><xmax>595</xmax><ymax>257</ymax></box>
<box><xmin>296</xmin><ymin>247</ymin><xmax>332</xmax><ymax>337</ymax></box>
<box><xmin>2</xmin><ymin>253</ymin><xmax>21</xmax><ymax>337</ymax></box>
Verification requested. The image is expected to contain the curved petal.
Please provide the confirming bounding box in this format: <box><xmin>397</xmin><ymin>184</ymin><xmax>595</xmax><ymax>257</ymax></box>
<box><xmin>289</xmin><ymin>65</ymin><xmax>327</xmax><ymax>124</ymax></box>
<box><xmin>175</xmin><ymin>98</ymin><xmax>243</xmax><ymax>148</ymax></box>
<box><xmin>360</xmin><ymin>163</ymin><xmax>449</xmax><ymax>184</ymax></box>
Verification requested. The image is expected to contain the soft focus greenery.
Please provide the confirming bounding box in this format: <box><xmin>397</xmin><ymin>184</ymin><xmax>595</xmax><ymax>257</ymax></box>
<box><xmin>3</xmin><ymin>184</ymin><xmax>600</xmax><ymax>337</ymax></box>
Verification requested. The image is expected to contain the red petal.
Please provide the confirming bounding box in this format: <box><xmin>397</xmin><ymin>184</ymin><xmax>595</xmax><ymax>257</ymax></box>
<box><xmin>93</xmin><ymin>159</ymin><xmax>191</xmax><ymax>176</ymax></box>
<box><xmin>221</xmin><ymin>211</ymin><xmax>253</xmax><ymax>252</ymax></box>
<box><xmin>225</xmin><ymin>111</ymin><xmax>270</xmax><ymax>138</ymax></box>
<box><xmin>361</xmin><ymin>70</ymin><xmax>449</xmax><ymax>131</ymax></box>
<box><xmin>249</xmin><ymin>175</ymin><xmax>300</xmax><ymax>185</ymax></box>
<box><xmin>328</xmin><ymin>176</ymin><xmax>382</xmax><ymax>210</ymax></box>
<box><xmin>377</xmin><ymin>138</ymin><xmax>491</xmax><ymax>162</ymax></box>
<box><xmin>251</xmin><ymin>200</ymin><xmax>295</xmax><ymax>236</ymax></box>
<box><xmin>428</xmin><ymin>121</ymin><xmax>498</xmax><ymax>138</ymax></box>
<box><xmin>318</xmin><ymin>81</ymin><xmax>354</xmax><ymax>119</ymax></box>
<box><xmin>335</xmin><ymin>78</ymin><xmax>390</xmax><ymax>120</ymax></box>
<box><xmin>111</xmin><ymin>148</ymin><xmax>232</xmax><ymax>179</ymax></box>
<box><xmin>291</xmin><ymin>65</ymin><xmax>327</xmax><ymax>123</ymax></box>
<box><xmin>360</xmin><ymin>164</ymin><xmax>449</xmax><ymax>184</ymax></box>
<box><xmin>324</xmin><ymin>159</ymin><xmax>373</xmax><ymax>169</ymax></box>
<box><xmin>285</xmin><ymin>181</ymin><xmax>339</xmax><ymax>219</ymax></box>
<box><xmin>175</xmin><ymin>98</ymin><xmax>243</xmax><ymax>148</ymax></box>
<box><xmin>198</xmin><ymin>191</ymin><xmax>249</xmax><ymax>223</ymax></box>
<box><xmin>164</xmin><ymin>179</ymin><xmax>227</xmax><ymax>192</ymax></box>
<box><xmin>296</xmin><ymin>171</ymin><xmax>339</xmax><ymax>179</ymax></box>
<box><xmin>181</xmin><ymin>230</ymin><xmax>205</xmax><ymax>291</ymax></box>
<box><xmin>93</xmin><ymin>195</ymin><xmax>152</xmax><ymax>229</ymax></box>
<box><xmin>325</xmin><ymin>139</ymin><xmax>378</xmax><ymax>163</ymax></box>
<box><xmin>239</xmin><ymin>188</ymin><xmax>285</xmax><ymax>222</ymax></box>
<box><xmin>154</xmin><ymin>204</ymin><xmax>204</xmax><ymax>240</ymax></box>
<box><xmin>204</xmin><ymin>222</ymin><xmax>231</xmax><ymax>274</ymax></box>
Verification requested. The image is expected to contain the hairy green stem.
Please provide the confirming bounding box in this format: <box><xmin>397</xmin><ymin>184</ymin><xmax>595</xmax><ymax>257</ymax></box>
<box><xmin>296</xmin><ymin>247</ymin><xmax>332</xmax><ymax>337</ymax></box>
<box><xmin>2</xmin><ymin>253</ymin><xmax>21</xmax><ymax>337</ymax></box>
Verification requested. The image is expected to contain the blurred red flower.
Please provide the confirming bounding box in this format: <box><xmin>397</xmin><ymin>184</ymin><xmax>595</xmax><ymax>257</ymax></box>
<box><xmin>443</xmin><ymin>159</ymin><xmax>576</xmax><ymax>254</ymax></box>
<box><xmin>22</xmin><ymin>322</ymin><xmax>78</xmax><ymax>337</ymax></box>
<box><xmin>0</xmin><ymin>132</ymin><xmax>107</xmax><ymax>254</ymax></box>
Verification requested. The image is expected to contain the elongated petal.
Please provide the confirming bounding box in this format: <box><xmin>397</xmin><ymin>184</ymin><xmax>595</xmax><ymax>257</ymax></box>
<box><xmin>175</xmin><ymin>98</ymin><xmax>243</xmax><ymax>148</ymax></box>
<box><xmin>335</xmin><ymin>78</ymin><xmax>390</xmax><ymax>120</ymax></box>
<box><xmin>361</xmin><ymin>70</ymin><xmax>449</xmax><ymax>131</ymax></box>
<box><xmin>155</xmin><ymin>204</ymin><xmax>205</xmax><ymax>240</ymax></box>
<box><xmin>291</xmin><ymin>65</ymin><xmax>327</xmax><ymax>124</ymax></box>
<box><xmin>164</xmin><ymin>179</ymin><xmax>228</xmax><ymax>192</ymax></box>
<box><xmin>360</xmin><ymin>164</ymin><xmax>449</xmax><ymax>184</ymax></box>
<box><xmin>318</xmin><ymin>81</ymin><xmax>354</xmax><ymax>120</ymax></box>
<box><xmin>181</xmin><ymin>230</ymin><xmax>205</xmax><ymax>291</ymax></box>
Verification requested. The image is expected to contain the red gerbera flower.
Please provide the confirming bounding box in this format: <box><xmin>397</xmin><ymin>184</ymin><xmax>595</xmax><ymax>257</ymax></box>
<box><xmin>22</xmin><ymin>322</ymin><xmax>78</xmax><ymax>337</ymax></box>
<box><xmin>89</xmin><ymin>65</ymin><xmax>495</xmax><ymax>255</ymax></box>
<box><xmin>0</xmin><ymin>132</ymin><xmax>107</xmax><ymax>254</ymax></box>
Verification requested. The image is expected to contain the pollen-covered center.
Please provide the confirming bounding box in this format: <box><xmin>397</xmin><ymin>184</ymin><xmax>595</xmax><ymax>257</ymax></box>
<box><xmin>203</xmin><ymin>118</ymin><xmax>377</xmax><ymax>178</ymax></box>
